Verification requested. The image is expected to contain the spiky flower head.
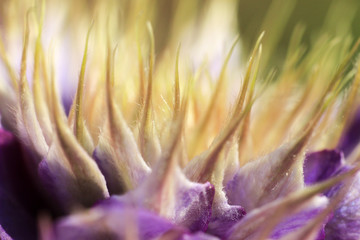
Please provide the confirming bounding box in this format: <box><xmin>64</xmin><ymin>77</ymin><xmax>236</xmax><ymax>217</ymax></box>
<box><xmin>1</xmin><ymin>0</ymin><xmax>360</xmax><ymax>240</ymax></box>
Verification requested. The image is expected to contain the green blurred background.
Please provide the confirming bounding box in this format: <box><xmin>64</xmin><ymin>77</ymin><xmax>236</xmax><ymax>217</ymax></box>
<box><xmin>146</xmin><ymin>0</ymin><xmax>360</xmax><ymax>70</ymax></box>
<box><xmin>2</xmin><ymin>0</ymin><xmax>359</xmax><ymax>73</ymax></box>
<box><xmin>237</xmin><ymin>0</ymin><xmax>360</xmax><ymax>67</ymax></box>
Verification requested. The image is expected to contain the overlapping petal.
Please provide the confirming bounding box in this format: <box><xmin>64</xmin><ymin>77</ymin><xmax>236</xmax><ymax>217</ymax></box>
<box><xmin>55</xmin><ymin>203</ymin><xmax>185</xmax><ymax>240</ymax></box>
<box><xmin>55</xmin><ymin>200</ymin><xmax>219</xmax><ymax>240</ymax></box>
<box><xmin>324</xmin><ymin>171</ymin><xmax>360</xmax><ymax>240</ymax></box>
<box><xmin>226</xmin><ymin>144</ymin><xmax>304</xmax><ymax>211</ymax></box>
<box><xmin>0</xmin><ymin>129</ymin><xmax>39</xmax><ymax>240</ymax></box>
<box><xmin>303</xmin><ymin>150</ymin><xmax>344</xmax><ymax>185</ymax></box>
<box><xmin>338</xmin><ymin>109</ymin><xmax>360</xmax><ymax>156</ymax></box>
<box><xmin>107</xmin><ymin>167</ymin><xmax>215</xmax><ymax>233</ymax></box>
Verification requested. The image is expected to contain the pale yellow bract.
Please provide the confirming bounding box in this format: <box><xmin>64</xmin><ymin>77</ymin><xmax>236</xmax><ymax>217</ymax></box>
<box><xmin>0</xmin><ymin>1</ymin><xmax>360</xmax><ymax>239</ymax></box>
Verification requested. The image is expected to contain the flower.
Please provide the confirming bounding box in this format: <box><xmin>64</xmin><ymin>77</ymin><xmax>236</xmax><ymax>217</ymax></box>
<box><xmin>1</xmin><ymin>1</ymin><xmax>360</xmax><ymax>240</ymax></box>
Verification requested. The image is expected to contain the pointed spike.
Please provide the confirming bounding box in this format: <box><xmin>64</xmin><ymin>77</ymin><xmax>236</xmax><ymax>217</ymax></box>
<box><xmin>33</xmin><ymin>2</ymin><xmax>44</xmax><ymax>88</ymax></box>
<box><xmin>238</xmin><ymin>43</ymin><xmax>262</xmax><ymax>162</ymax></box>
<box><xmin>19</xmin><ymin>11</ymin><xmax>31</xmax><ymax>85</ymax></box>
<box><xmin>73</xmin><ymin>23</ymin><xmax>94</xmax><ymax>154</ymax></box>
<box><xmin>17</xmin><ymin>9</ymin><xmax>49</xmax><ymax>159</ymax></box>
<box><xmin>185</xmin><ymin>99</ymin><xmax>254</xmax><ymax>183</ymax></box>
<box><xmin>180</xmin><ymin>72</ymin><xmax>191</xmax><ymax>118</ymax></box>
<box><xmin>50</xmin><ymin>63</ymin><xmax>109</xmax><ymax>206</ymax></box>
<box><xmin>105</xmin><ymin>43</ymin><xmax>133</xmax><ymax>190</ymax></box>
<box><xmin>130</xmin><ymin>24</ymin><xmax>146</xmax><ymax>125</ymax></box>
<box><xmin>151</xmin><ymin>104</ymin><xmax>186</xmax><ymax>206</ymax></box>
<box><xmin>315</xmin><ymin>38</ymin><xmax>360</xmax><ymax>111</ymax></box>
<box><xmin>39</xmin><ymin>43</ymin><xmax>52</xmax><ymax>111</ymax></box>
<box><xmin>286</xmin><ymin>178</ymin><xmax>352</xmax><ymax>240</ymax></box>
<box><xmin>105</xmin><ymin>47</ymin><xmax>114</xmax><ymax>130</ymax></box>
<box><xmin>136</xmin><ymin>25</ymin><xmax>145</xmax><ymax>106</ymax></box>
<box><xmin>47</xmin><ymin>45</ymin><xmax>71</xmax><ymax>127</ymax></box>
<box><xmin>189</xmin><ymin>35</ymin><xmax>240</xmax><ymax>156</ymax></box>
<box><xmin>214</xmin><ymin>35</ymin><xmax>241</xmax><ymax>84</ymax></box>
<box><xmin>202</xmin><ymin>35</ymin><xmax>239</xmax><ymax>118</ymax></box>
<box><xmin>32</xmin><ymin>0</ymin><xmax>53</xmax><ymax>145</ymax></box>
<box><xmin>111</xmin><ymin>44</ymin><xmax>118</xmax><ymax>86</ymax></box>
<box><xmin>258</xmin><ymin>166</ymin><xmax>360</xmax><ymax>240</ymax></box>
<box><xmin>173</xmin><ymin>43</ymin><xmax>181</xmax><ymax>118</ymax></box>
<box><xmin>261</xmin><ymin>99</ymin><xmax>329</xmax><ymax>197</ymax></box>
<box><xmin>261</xmin><ymin>54</ymin><xmax>348</xmax><ymax>196</ymax></box>
<box><xmin>38</xmin><ymin>0</ymin><xmax>51</xmax><ymax>107</ymax></box>
<box><xmin>335</xmin><ymin>38</ymin><xmax>360</xmax><ymax>80</ymax></box>
<box><xmin>0</xmin><ymin>35</ymin><xmax>18</xmax><ymax>89</ymax></box>
<box><xmin>138</xmin><ymin>22</ymin><xmax>156</xmax><ymax>160</ymax></box>
<box><xmin>229</xmin><ymin>166</ymin><xmax>359</xmax><ymax>240</ymax></box>
<box><xmin>277</xmin><ymin>70</ymin><xmax>318</xmax><ymax>143</ymax></box>
<box><xmin>105</xmin><ymin>40</ymin><xmax>150</xmax><ymax>190</ymax></box>
<box><xmin>233</xmin><ymin>32</ymin><xmax>264</xmax><ymax>118</ymax></box>
<box><xmin>185</xmin><ymin>34</ymin><xmax>263</xmax><ymax>181</ymax></box>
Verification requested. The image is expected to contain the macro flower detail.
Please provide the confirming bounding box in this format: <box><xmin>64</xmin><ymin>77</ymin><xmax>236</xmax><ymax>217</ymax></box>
<box><xmin>1</xmin><ymin>1</ymin><xmax>360</xmax><ymax>240</ymax></box>
<box><xmin>303</xmin><ymin>150</ymin><xmax>344</xmax><ymax>186</ymax></box>
<box><xmin>337</xmin><ymin>109</ymin><xmax>360</xmax><ymax>157</ymax></box>
<box><xmin>325</xmin><ymin>170</ymin><xmax>360</xmax><ymax>240</ymax></box>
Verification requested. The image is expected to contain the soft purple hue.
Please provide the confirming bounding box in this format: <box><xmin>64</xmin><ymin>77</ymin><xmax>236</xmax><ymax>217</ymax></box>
<box><xmin>0</xmin><ymin>129</ymin><xmax>38</xmax><ymax>240</ymax></box>
<box><xmin>175</xmin><ymin>182</ymin><xmax>215</xmax><ymax>232</ymax></box>
<box><xmin>206</xmin><ymin>204</ymin><xmax>246</xmax><ymax>239</ymax></box>
<box><xmin>225</xmin><ymin>145</ymin><xmax>304</xmax><ymax>211</ymax></box>
<box><xmin>61</xmin><ymin>91</ymin><xmax>75</xmax><ymax>116</ymax></box>
<box><xmin>303</xmin><ymin>150</ymin><xmax>344</xmax><ymax>185</ymax></box>
<box><xmin>316</xmin><ymin>227</ymin><xmax>326</xmax><ymax>240</ymax></box>
<box><xmin>0</xmin><ymin>188</ymin><xmax>37</xmax><ymax>240</ymax></box>
<box><xmin>38</xmin><ymin>143</ymin><xmax>109</xmax><ymax>214</ymax></box>
<box><xmin>270</xmin><ymin>202</ymin><xmax>326</xmax><ymax>239</ymax></box>
<box><xmin>93</xmin><ymin>147</ymin><xmax>126</xmax><ymax>195</ymax></box>
<box><xmin>110</xmin><ymin>166</ymin><xmax>216</xmax><ymax>233</ymax></box>
<box><xmin>37</xmin><ymin>158</ymin><xmax>77</xmax><ymax>214</ymax></box>
<box><xmin>0</xmin><ymin>225</ymin><xmax>12</xmax><ymax>240</ymax></box>
<box><xmin>337</xmin><ymin>109</ymin><xmax>360</xmax><ymax>157</ymax></box>
<box><xmin>55</xmin><ymin>202</ymin><xmax>186</xmax><ymax>240</ymax></box>
<box><xmin>181</xmin><ymin>231</ymin><xmax>221</xmax><ymax>240</ymax></box>
<box><xmin>56</xmin><ymin>197</ymin><xmax>223</xmax><ymax>240</ymax></box>
<box><xmin>325</xmin><ymin>171</ymin><xmax>360</xmax><ymax>240</ymax></box>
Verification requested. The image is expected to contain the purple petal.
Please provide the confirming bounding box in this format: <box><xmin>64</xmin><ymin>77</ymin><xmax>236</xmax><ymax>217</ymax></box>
<box><xmin>337</xmin><ymin>108</ymin><xmax>360</xmax><ymax>156</ymax></box>
<box><xmin>61</xmin><ymin>94</ymin><xmax>73</xmax><ymax>116</ymax></box>
<box><xmin>270</xmin><ymin>196</ymin><xmax>328</xmax><ymax>239</ymax></box>
<box><xmin>38</xmin><ymin>136</ymin><xmax>110</xmax><ymax>213</ymax></box>
<box><xmin>228</xmin><ymin>195</ymin><xmax>328</xmax><ymax>240</ymax></box>
<box><xmin>206</xmin><ymin>203</ymin><xmax>246</xmax><ymax>239</ymax></box>
<box><xmin>325</xmin><ymin>171</ymin><xmax>360</xmax><ymax>240</ymax></box>
<box><xmin>225</xmin><ymin>145</ymin><xmax>304</xmax><ymax>211</ymax></box>
<box><xmin>0</xmin><ymin>129</ymin><xmax>38</xmax><ymax>210</ymax></box>
<box><xmin>181</xmin><ymin>231</ymin><xmax>221</xmax><ymax>240</ymax></box>
<box><xmin>38</xmin><ymin>155</ymin><xmax>107</xmax><ymax>213</ymax></box>
<box><xmin>110</xmin><ymin>167</ymin><xmax>215</xmax><ymax>232</ymax></box>
<box><xmin>38</xmin><ymin>157</ymin><xmax>77</xmax><ymax>214</ymax></box>
<box><xmin>303</xmin><ymin>150</ymin><xmax>344</xmax><ymax>185</ymax></box>
<box><xmin>0</xmin><ymin>225</ymin><xmax>13</xmax><ymax>240</ymax></box>
<box><xmin>92</xmin><ymin>118</ymin><xmax>150</xmax><ymax>195</ymax></box>
<box><xmin>55</xmin><ymin>202</ymin><xmax>186</xmax><ymax>240</ymax></box>
<box><xmin>175</xmin><ymin>180</ymin><xmax>215</xmax><ymax>232</ymax></box>
<box><xmin>0</xmin><ymin>129</ymin><xmax>39</xmax><ymax>240</ymax></box>
<box><xmin>0</xmin><ymin>188</ymin><xmax>37</xmax><ymax>240</ymax></box>
<box><xmin>158</xmin><ymin>230</ymin><xmax>221</xmax><ymax>240</ymax></box>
